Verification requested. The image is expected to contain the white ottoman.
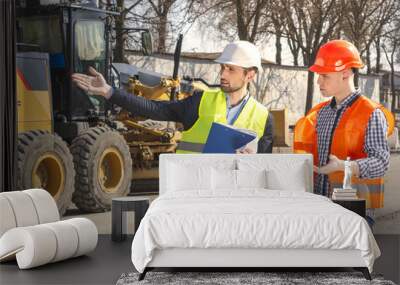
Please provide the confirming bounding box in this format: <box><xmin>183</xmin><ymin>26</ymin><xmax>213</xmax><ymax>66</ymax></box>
<box><xmin>0</xmin><ymin>189</ymin><xmax>98</xmax><ymax>269</ymax></box>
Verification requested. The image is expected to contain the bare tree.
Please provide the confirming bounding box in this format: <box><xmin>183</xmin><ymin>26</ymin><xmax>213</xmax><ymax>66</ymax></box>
<box><xmin>397</xmin><ymin>46</ymin><xmax>400</xmax><ymax>65</ymax></box>
<box><xmin>284</xmin><ymin>34</ymin><xmax>302</xmax><ymax>66</ymax></box>
<box><xmin>114</xmin><ymin>0</ymin><xmax>205</xmax><ymax>56</ymax></box>
<box><xmin>374</xmin><ymin>36</ymin><xmax>383</xmax><ymax>73</ymax></box>
<box><xmin>341</xmin><ymin>0</ymin><xmax>398</xmax><ymax>74</ymax></box>
<box><xmin>270</xmin><ymin>0</ymin><xmax>286</xmax><ymax>65</ymax></box>
<box><xmin>111</xmin><ymin>0</ymin><xmax>144</xmax><ymax>62</ymax></box>
<box><xmin>235</xmin><ymin>0</ymin><xmax>270</xmax><ymax>42</ymax></box>
<box><xmin>286</xmin><ymin>35</ymin><xmax>302</xmax><ymax>66</ymax></box>
<box><xmin>282</xmin><ymin>0</ymin><xmax>343</xmax><ymax>114</ymax></box>
<box><xmin>123</xmin><ymin>0</ymin><xmax>178</xmax><ymax>53</ymax></box>
<box><xmin>200</xmin><ymin>0</ymin><xmax>272</xmax><ymax>44</ymax></box>
<box><xmin>144</xmin><ymin>0</ymin><xmax>176</xmax><ymax>52</ymax></box>
<box><xmin>382</xmin><ymin>16</ymin><xmax>400</xmax><ymax>111</ymax></box>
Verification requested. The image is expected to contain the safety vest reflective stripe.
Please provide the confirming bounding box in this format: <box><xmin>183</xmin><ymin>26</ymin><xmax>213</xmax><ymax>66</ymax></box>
<box><xmin>176</xmin><ymin>141</ymin><xmax>205</xmax><ymax>153</ymax></box>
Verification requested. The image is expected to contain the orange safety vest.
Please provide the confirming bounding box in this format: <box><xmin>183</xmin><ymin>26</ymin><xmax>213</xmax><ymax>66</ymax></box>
<box><xmin>293</xmin><ymin>95</ymin><xmax>394</xmax><ymax>209</ymax></box>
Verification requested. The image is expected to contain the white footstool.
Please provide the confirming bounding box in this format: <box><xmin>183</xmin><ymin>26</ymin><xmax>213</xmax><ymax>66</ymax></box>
<box><xmin>0</xmin><ymin>189</ymin><xmax>98</xmax><ymax>269</ymax></box>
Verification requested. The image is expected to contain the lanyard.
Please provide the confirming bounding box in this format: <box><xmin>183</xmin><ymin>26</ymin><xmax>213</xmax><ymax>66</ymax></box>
<box><xmin>227</xmin><ymin>93</ymin><xmax>250</xmax><ymax>125</ymax></box>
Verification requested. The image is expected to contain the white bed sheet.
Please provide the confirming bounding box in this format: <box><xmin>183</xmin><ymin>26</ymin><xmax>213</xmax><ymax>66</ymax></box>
<box><xmin>131</xmin><ymin>190</ymin><xmax>380</xmax><ymax>273</ymax></box>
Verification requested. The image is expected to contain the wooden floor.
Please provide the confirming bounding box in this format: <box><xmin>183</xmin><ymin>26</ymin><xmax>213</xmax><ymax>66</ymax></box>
<box><xmin>0</xmin><ymin>235</ymin><xmax>398</xmax><ymax>285</ymax></box>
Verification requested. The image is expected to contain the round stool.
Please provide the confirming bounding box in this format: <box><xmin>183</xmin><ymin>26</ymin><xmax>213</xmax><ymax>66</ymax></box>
<box><xmin>111</xmin><ymin>196</ymin><xmax>150</xmax><ymax>242</ymax></box>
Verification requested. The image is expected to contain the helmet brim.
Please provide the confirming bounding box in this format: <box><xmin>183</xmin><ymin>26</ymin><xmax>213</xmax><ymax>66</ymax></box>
<box><xmin>309</xmin><ymin>64</ymin><xmax>330</xmax><ymax>73</ymax></box>
<box><xmin>309</xmin><ymin>62</ymin><xmax>364</xmax><ymax>73</ymax></box>
<box><xmin>214</xmin><ymin>58</ymin><xmax>262</xmax><ymax>72</ymax></box>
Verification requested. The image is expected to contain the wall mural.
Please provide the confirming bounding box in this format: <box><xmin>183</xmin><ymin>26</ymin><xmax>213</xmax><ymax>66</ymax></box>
<box><xmin>128</xmin><ymin>53</ymin><xmax>399</xmax><ymax>234</ymax></box>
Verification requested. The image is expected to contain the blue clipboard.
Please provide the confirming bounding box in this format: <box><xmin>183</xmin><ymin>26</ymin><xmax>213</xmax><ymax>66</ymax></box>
<box><xmin>202</xmin><ymin>122</ymin><xmax>257</xmax><ymax>153</ymax></box>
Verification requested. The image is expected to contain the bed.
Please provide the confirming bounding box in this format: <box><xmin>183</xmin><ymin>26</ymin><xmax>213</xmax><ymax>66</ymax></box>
<box><xmin>131</xmin><ymin>154</ymin><xmax>380</xmax><ymax>280</ymax></box>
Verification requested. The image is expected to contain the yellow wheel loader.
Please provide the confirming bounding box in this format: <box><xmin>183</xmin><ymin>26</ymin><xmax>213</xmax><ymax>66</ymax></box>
<box><xmin>15</xmin><ymin>0</ymin><xmax>217</xmax><ymax>214</ymax></box>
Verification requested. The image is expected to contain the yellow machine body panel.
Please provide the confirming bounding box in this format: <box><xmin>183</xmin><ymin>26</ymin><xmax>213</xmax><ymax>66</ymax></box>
<box><xmin>16</xmin><ymin>53</ymin><xmax>53</xmax><ymax>133</ymax></box>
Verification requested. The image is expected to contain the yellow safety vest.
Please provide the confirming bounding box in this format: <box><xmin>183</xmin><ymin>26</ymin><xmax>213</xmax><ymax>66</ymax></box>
<box><xmin>176</xmin><ymin>89</ymin><xmax>269</xmax><ymax>153</ymax></box>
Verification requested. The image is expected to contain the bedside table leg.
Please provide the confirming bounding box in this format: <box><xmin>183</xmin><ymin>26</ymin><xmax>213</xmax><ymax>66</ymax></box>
<box><xmin>112</xmin><ymin>202</ymin><xmax>125</xmax><ymax>242</ymax></box>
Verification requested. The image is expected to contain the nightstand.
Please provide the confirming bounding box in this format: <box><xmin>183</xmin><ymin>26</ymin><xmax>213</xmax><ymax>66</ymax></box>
<box><xmin>332</xmin><ymin>198</ymin><xmax>366</xmax><ymax>218</ymax></box>
<box><xmin>111</xmin><ymin>196</ymin><xmax>150</xmax><ymax>242</ymax></box>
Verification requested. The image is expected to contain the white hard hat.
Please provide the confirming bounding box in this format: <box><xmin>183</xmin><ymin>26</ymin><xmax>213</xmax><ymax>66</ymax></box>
<box><xmin>215</xmin><ymin>40</ymin><xmax>262</xmax><ymax>72</ymax></box>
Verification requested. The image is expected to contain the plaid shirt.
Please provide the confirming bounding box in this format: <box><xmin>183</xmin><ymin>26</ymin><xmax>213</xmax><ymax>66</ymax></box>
<box><xmin>315</xmin><ymin>90</ymin><xmax>390</xmax><ymax>196</ymax></box>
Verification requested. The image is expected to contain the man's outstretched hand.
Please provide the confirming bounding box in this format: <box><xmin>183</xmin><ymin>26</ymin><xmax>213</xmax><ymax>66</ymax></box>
<box><xmin>71</xmin><ymin>67</ymin><xmax>112</xmax><ymax>98</ymax></box>
<box><xmin>314</xmin><ymin>155</ymin><xmax>344</xmax><ymax>174</ymax></box>
<box><xmin>314</xmin><ymin>154</ymin><xmax>360</xmax><ymax>176</ymax></box>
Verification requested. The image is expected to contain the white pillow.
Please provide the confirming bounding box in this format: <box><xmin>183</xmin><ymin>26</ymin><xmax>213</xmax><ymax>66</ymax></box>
<box><xmin>211</xmin><ymin>168</ymin><xmax>237</xmax><ymax>190</ymax></box>
<box><xmin>236</xmin><ymin>169</ymin><xmax>268</xmax><ymax>189</ymax></box>
<box><xmin>167</xmin><ymin>162</ymin><xmax>212</xmax><ymax>191</ymax></box>
<box><xmin>237</xmin><ymin>158</ymin><xmax>308</xmax><ymax>191</ymax></box>
<box><xmin>211</xmin><ymin>169</ymin><xmax>268</xmax><ymax>190</ymax></box>
<box><xmin>266</xmin><ymin>163</ymin><xmax>307</xmax><ymax>191</ymax></box>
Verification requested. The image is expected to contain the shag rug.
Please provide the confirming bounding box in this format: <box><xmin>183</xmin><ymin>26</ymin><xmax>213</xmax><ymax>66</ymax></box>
<box><xmin>116</xmin><ymin>271</ymin><xmax>396</xmax><ymax>285</ymax></box>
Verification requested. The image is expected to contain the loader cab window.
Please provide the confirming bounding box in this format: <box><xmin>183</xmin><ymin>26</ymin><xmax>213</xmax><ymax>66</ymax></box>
<box><xmin>74</xmin><ymin>20</ymin><xmax>106</xmax><ymax>75</ymax></box>
<box><xmin>17</xmin><ymin>16</ymin><xmax>63</xmax><ymax>53</ymax></box>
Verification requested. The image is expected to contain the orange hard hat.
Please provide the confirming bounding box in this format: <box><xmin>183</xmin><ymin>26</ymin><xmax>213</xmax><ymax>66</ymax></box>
<box><xmin>309</xmin><ymin>40</ymin><xmax>364</xmax><ymax>73</ymax></box>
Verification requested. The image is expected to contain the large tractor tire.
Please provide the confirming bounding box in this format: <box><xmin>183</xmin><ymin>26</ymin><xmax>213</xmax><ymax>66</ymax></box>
<box><xmin>71</xmin><ymin>126</ymin><xmax>132</xmax><ymax>212</ymax></box>
<box><xmin>17</xmin><ymin>130</ymin><xmax>75</xmax><ymax>216</ymax></box>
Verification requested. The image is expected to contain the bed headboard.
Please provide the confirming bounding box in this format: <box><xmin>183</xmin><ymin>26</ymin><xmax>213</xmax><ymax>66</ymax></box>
<box><xmin>159</xmin><ymin>154</ymin><xmax>314</xmax><ymax>195</ymax></box>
